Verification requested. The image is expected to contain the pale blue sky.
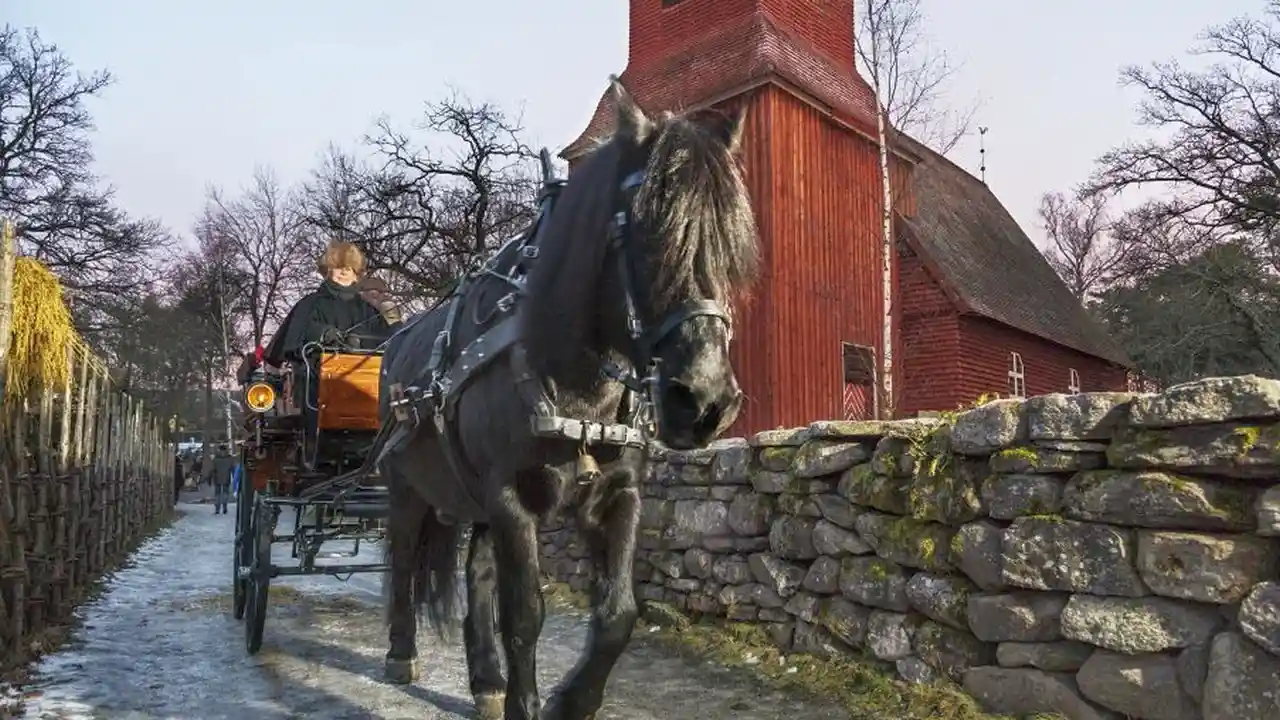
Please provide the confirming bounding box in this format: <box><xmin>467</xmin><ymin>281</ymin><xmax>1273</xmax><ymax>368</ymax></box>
<box><xmin>6</xmin><ymin>0</ymin><xmax>1263</xmax><ymax>244</ymax></box>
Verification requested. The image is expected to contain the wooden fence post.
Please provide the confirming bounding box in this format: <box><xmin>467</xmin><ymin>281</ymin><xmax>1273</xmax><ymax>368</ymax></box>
<box><xmin>30</xmin><ymin>388</ymin><xmax>55</xmax><ymax>634</ymax></box>
<box><xmin>0</xmin><ymin>218</ymin><xmax>15</xmax><ymax>398</ymax></box>
<box><xmin>52</xmin><ymin>347</ymin><xmax>75</xmax><ymax>617</ymax></box>
<box><xmin>0</xmin><ymin>218</ymin><xmax>14</xmax><ymax>665</ymax></box>
<box><xmin>99</xmin><ymin>390</ymin><xmax>115</xmax><ymax>563</ymax></box>
<box><xmin>91</xmin><ymin>368</ymin><xmax>108</xmax><ymax>574</ymax></box>
<box><xmin>81</xmin><ymin>365</ymin><xmax>99</xmax><ymax>583</ymax></box>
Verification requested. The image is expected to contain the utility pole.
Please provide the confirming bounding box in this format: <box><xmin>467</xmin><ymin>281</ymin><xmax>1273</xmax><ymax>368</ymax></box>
<box><xmin>215</xmin><ymin>255</ymin><xmax>235</xmax><ymax>446</ymax></box>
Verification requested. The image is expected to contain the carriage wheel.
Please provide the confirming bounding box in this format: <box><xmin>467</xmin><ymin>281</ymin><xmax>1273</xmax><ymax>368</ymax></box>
<box><xmin>231</xmin><ymin>478</ymin><xmax>256</xmax><ymax>620</ymax></box>
<box><xmin>244</xmin><ymin>497</ymin><xmax>274</xmax><ymax>655</ymax></box>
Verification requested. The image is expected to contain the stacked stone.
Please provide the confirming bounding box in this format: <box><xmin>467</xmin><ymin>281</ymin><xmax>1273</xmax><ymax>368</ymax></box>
<box><xmin>535</xmin><ymin>374</ymin><xmax>1280</xmax><ymax>720</ymax></box>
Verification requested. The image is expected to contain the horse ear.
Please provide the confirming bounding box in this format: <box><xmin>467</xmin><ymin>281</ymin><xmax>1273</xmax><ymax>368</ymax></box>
<box><xmin>716</xmin><ymin>104</ymin><xmax>749</xmax><ymax>152</ymax></box>
<box><xmin>610</xmin><ymin>75</ymin><xmax>652</xmax><ymax>144</ymax></box>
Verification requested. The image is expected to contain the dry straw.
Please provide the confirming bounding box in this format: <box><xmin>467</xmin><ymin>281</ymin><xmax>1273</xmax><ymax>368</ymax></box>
<box><xmin>4</xmin><ymin>256</ymin><xmax>74</xmax><ymax>400</ymax></box>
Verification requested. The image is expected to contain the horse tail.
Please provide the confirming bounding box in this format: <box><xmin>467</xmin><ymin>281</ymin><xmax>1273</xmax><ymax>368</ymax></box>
<box><xmin>414</xmin><ymin>510</ymin><xmax>465</xmax><ymax>640</ymax></box>
<box><xmin>382</xmin><ymin>470</ymin><xmax>465</xmax><ymax>641</ymax></box>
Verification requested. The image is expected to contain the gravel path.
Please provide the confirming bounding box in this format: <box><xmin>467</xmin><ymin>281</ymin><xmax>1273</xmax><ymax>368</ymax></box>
<box><xmin>1</xmin><ymin>493</ymin><xmax>846</xmax><ymax>719</ymax></box>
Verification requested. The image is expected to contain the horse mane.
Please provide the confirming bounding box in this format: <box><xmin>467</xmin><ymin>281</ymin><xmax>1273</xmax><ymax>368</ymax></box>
<box><xmin>521</xmin><ymin>98</ymin><xmax>759</xmax><ymax>381</ymax></box>
<box><xmin>634</xmin><ymin>110</ymin><xmax>759</xmax><ymax>312</ymax></box>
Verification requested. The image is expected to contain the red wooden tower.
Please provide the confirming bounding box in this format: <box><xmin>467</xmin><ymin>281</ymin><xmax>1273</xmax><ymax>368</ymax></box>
<box><xmin>563</xmin><ymin>0</ymin><xmax>1131</xmax><ymax>434</ymax></box>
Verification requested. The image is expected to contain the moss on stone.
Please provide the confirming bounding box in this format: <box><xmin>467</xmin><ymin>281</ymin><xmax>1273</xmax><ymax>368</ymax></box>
<box><xmin>848</xmin><ymin>462</ymin><xmax>876</xmax><ymax>487</ymax></box>
<box><xmin>1138</xmin><ymin>471</ymin><xmax>1199</xmax><ymax>496</ymax></box>
<box><xmin>879</xmin><ymin>517</ymin><xmax>953</xmax><ymax>571</ymax></box>
<box><xmin>758</xmin><ymin>446</ymin><xmax>796</xmax><ymax>469</ymax></box>
<box><xmin>919</xmin><ymin>536</ymin><xmax>938</xmax><ymax>563</ymax></box>
<box><xmin>949</xmin><ymin>532</ymin><xmax>966</xmax><ymax>559</ymax></box>
<box><xmin>1233</xmin><ymin>425</ymin><xmax>1262</xmax><ymax>458</ymax></box>
<box><xmin>994</xmin><ymin>446</ymin><xmax>1040</xmax><ymax>467</ymax></box>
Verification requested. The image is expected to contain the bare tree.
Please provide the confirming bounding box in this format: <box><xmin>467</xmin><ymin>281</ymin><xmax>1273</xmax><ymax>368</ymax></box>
<box><xmin>301</xmin><ymin>92</ymin><xmax>539</xmax><ymax>303</ymax></box>
<box><xmin>0</xmin><ymin>25</ymin><xmax>109</xmax><ymax>223</ymax></box>
<box><xmin>1075</xmin><ymin>3</ymin><xmax>1280</xmax><ymax>382</ymax></box>
<box><xmin>170</xmin><ymin>234</ymin><xmax>251</xmax><ymax>455</ymax></box>
<box><xmin>1084</xmin><ymin>2</ymin><xmax>1280</xmax><ymax>236</ymax></box>
<box><xmin>854</xmin><ymin>0</ymin><xmax>978</xmax><ymax>154</ymax></box>
<box><xmin>0</xmin><ymin>25</ymin><xmax>168</xmax><ymax>337</ymax></box>
<box><xmin>202</xmin><ymin>167</ymin><xmax>314</xmax><ymax>347</ymax></box>
<box><xmin>1036</xmin><ymin>191</ymin><xmax>1130</xmax><ymax>300</ymax></box>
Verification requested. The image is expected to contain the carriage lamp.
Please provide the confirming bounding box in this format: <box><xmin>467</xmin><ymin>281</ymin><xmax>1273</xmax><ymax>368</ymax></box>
<box><xmin>245</xmin><ymin>382</ymin><xmax>276</xmax><ymax>413</ymax></box>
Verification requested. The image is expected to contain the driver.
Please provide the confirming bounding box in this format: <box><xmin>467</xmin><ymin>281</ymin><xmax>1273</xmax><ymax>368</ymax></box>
<box><xmin>262</xmin><ymin>240</ymin><xmax>394</xmax><ymax>466</ymax></box>
<box><xmin>263</xmin><ymin>239</ymin><xmax>393</xmax><ymax>365</ymax></box>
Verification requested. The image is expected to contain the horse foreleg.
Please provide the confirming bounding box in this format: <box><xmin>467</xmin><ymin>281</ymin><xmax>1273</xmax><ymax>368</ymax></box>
<box><xmin>492</xmin><ymin>485</ymin><xmax>546</xmax><ymax>720</ymax></box>
<box><xmin>384</xmin><ymin>494</ymin><xmax>422</xmax><ymax>684</ymax></box>
<box><xmin>543</xmin><ymin>484</ymin><xmax>641</xmax><ymax>720</ymax></box>
<box><xmin>464</xmin><ymin>523</ymin><xmax>505</xmax><ymax>720</ymax></box>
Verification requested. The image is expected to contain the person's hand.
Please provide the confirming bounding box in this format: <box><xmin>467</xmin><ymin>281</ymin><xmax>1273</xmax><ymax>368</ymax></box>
<box><xmin>320</xmin><ymin>326</ymin><xmax>345</xmax><ymax>345</ymax></box>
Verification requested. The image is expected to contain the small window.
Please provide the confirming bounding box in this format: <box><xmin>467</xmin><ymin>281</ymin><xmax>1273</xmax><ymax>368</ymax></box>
<box><xmin>1008</xmin><ymin>352</ymin><xmax>1025</xmax><ymax>398</ymax></box>
<box><xmin>662</xmin><ymin>0</ymin><xmax>685</xmax><ymax>6</ymax></box>
<box><xmin>1068</xmin><ymin>368</ymin><xmax>1081</xmax><ymax>394</ymax></box>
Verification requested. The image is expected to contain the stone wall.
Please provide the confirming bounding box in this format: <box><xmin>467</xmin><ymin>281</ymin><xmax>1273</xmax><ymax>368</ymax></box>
<box><xmin>539</xmin><ymin>375</ymin><xmax>1280</xmax><ymax>720</ymax></box>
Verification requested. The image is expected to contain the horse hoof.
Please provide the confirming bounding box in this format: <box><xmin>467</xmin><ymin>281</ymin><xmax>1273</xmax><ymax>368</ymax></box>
<box><xmin>384</xmin><ymin>657</ymin><xmax>419</xmax><ymax>684</ymax></box>
<box><xmin>539</xmin><ymin>692</ymin><xmax>594</xmax><ymax>720</ymax></box>
<box><xmin>474</xmin><ymin>692</ymin><xmax>504</xmax><ymax>720</ymax></box>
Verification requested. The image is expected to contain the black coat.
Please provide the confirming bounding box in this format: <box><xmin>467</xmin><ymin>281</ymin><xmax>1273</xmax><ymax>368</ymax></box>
<box><xmin>264</xmin><ymin>280</ymin><xmax>393</xmax><ymax>364</ymax></box>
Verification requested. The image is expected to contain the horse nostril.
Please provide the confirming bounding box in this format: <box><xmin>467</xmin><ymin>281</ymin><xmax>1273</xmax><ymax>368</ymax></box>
<box><xmin>695</xmin><ymin>401</ymin><xmax>724</xmax><ymax>436</ymax></box>
<box><xmin>662</xmin><ymin>381</ymin><xmax>700</xmax><ymax>420</ymax></box>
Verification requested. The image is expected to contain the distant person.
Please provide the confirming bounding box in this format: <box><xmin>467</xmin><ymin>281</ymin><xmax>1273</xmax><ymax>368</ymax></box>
<box><xmin>231</xmin><ymin>456</ymin><xmax>243</xmax><ymax>502</ymax></box>
<box><xmin>172</xmin><ymin>452</ymin><xmax>183</xmax><ymax>505</ymax></box>
<box><xmin>210</xmin><ymin>444</ymin><xmax>236</xmax><ymax>515</ymax></box>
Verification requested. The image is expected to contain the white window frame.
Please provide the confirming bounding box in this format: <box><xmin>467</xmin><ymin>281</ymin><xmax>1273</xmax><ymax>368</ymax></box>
<box><xmin>1068</xmin><ymin>368</ymin><xmax>1081</xmax><ymax>394</ymax></box>
<box><xmin>1008</xmin><ymin>352</ymin><xmax>1025</xmax><ymax>398</ymax></box>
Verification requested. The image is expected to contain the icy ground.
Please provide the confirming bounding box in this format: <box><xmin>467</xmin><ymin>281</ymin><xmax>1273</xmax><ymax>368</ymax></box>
<box><xmin>1</xmin><ymin>490</ymin><xmax>845</xmax><ymax>719</ymax></box>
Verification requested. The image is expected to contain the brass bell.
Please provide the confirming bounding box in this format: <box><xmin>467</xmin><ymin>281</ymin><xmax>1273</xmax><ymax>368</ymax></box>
<box><xmin>575</xmin><ymin>452</ymin><xmax>602</xmax><ymax>483</ymax></box>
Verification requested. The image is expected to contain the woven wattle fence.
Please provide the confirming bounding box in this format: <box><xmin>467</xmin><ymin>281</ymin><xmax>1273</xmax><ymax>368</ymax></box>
<box><xmin>0</xmin><ymin>218</ymin><xmax>173</xmax><ymax>670</ymax></box>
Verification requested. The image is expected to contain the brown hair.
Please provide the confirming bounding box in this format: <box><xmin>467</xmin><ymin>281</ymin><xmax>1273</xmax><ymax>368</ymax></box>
<box><xmin>317</xmin><ymin>239</ymin><xmax>368</xmax><ymax>277</ymax></box>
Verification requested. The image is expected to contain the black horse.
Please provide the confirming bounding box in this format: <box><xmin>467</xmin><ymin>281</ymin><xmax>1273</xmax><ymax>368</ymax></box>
<box><xmin>377</xmin><ymin>76</ymin><xmax>760</xmax><ymax>720</ymax></box>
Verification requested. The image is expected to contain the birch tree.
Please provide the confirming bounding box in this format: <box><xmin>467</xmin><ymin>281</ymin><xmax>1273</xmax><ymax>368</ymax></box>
<box><xmin>859</xmin><ymin>0</ymin><xmax>898</xmax><ymax>418</ymax></box>
<box><xmin>854</xmin><ymin>0</ymin><xmax>977</xmax><ymax>155</ymax></box>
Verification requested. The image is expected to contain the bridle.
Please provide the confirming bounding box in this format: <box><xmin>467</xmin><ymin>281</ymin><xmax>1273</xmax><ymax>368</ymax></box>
<box><xmin>600</xmin><ymin>167</ymin><xmax>735</xmax><ymax>438</ymax></box>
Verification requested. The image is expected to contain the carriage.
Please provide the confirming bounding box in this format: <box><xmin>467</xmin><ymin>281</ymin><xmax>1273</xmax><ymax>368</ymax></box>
<box><xmin>231</xmin><ymin>339</ymin><xmax>391</xmax><ymax>654</ymax></box>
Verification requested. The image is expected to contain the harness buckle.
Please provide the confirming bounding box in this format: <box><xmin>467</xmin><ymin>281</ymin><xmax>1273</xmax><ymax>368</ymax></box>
<box><xmin>520</xmin><ymin>245</ymin><xmax>539</xmax><ymax>259</ymax></box>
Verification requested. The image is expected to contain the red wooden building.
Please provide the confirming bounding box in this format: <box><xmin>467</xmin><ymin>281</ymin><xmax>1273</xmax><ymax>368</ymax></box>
<box><xmin>562</xmin><ymin>0</ymin><xmax>1131</xmax><ymax>434</ymax></box>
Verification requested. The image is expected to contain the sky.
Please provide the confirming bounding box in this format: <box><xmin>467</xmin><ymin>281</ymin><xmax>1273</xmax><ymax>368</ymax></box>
<box><xmin>5</xmin><ymin>0</ymin><xmax>1267</xmax><ymax>246</ymax></box>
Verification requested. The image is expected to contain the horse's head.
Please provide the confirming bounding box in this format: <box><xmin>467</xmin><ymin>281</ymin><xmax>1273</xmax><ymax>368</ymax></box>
<box><xmin>524</xmin><ymin>76</ymin><xmax>760</xmax><ymax>450</ymax></box>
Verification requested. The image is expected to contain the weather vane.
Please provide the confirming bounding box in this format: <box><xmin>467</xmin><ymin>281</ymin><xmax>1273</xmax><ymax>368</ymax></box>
<box><xmin>979</xmin><ymin>126</ymin><xmax>989</xmax><ymax>183</ymax></box>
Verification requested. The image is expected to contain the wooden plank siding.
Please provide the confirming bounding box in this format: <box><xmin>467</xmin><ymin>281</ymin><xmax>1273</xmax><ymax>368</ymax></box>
<box><xmin>726</xmin><ymin>86</ymin><xmax>912</xmax><ymax>435</ymax></box>
<box><xmin>956</xmin><ymin>316</ymin><xmax>1129</xmax><ymax>401</ymax></box>
<box><xmin>896</xmin><ymin>242</ymin><xmax>960</xmax><ymax>416</ymax></box>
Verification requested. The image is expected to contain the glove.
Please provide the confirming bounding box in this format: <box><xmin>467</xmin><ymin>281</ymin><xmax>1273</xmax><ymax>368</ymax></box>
<box><xmin>320</xmin><ymin>326</ymin><xmax>344</xmax><ymax>345</ymax></box>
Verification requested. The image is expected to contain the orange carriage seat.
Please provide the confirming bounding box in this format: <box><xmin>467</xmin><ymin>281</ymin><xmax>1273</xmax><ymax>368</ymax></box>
<box><xmin>316</xmin><ymin>351</ymin><xmax>383</xmax><ymax>431</ymax></box>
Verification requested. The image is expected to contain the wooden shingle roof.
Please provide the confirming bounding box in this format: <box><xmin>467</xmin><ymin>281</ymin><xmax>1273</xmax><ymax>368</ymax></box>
<box><xmin>898</xmin><ymin>137</ymin><xmax>1132</xmax><ymax>367</ymax></box>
